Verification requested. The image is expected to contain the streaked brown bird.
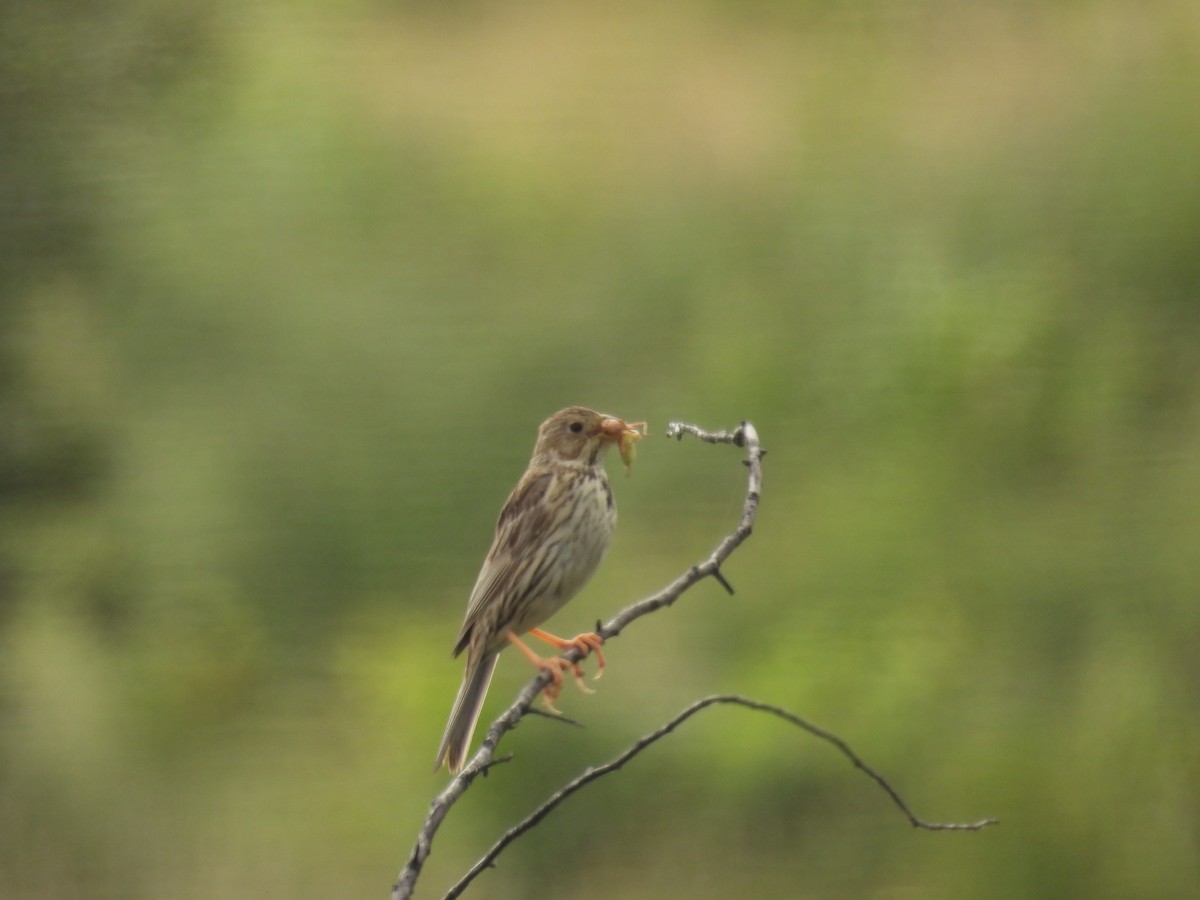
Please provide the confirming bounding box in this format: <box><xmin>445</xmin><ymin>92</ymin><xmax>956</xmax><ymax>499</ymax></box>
<box><xmin>434</xmin><ymin>406</ymin><xmax>644</xmax><ymax>774</ymax></box>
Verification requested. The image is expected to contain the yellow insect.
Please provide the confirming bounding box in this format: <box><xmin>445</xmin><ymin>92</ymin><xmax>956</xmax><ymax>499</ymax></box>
<box><xmin>617</xmin><ymin>420</ymin><xmax>647</xmax><ymax>474</ymax></box>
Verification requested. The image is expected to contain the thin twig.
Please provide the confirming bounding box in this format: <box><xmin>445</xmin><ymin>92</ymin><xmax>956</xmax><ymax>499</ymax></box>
<box><xmin>446</xmin><ymin>695</ymin><xmax>997</xmax><ymax>897</ymax></box>
<box><xmin>391</xmin><ymin>421</ymin><xmax>763</xmax><ymax>900</ymax></box>
<box><xmin>523</xmin><ymin>707</ymin><xmax>585</xmax><ymax>729</ymax></box>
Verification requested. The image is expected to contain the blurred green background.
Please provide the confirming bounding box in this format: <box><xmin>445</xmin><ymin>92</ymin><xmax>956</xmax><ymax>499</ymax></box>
<box><xmin>3</xmin><ymin>1</ymin><xmax>1198</xmax><ymax>897</ymax></box>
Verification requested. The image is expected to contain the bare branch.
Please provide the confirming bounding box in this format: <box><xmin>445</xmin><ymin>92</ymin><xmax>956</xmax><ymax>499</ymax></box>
<box><xmin>393</xmin><ymin>420</ymin><xmax>994</xmax><ymax>900</ymax></box>
<box><xmin>391</xmin><ymin>421</ymin><xmax>763</xmax><ymax>900</ymax></box>
<box><xmin>445</xmin><ymin>695</ymin><xmax>998</xmax><ymax>897</ymax></box>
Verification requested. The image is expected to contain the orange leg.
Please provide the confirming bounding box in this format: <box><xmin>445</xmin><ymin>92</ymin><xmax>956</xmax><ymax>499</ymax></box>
<box><xmin>528</xmin><ymin>628</ymin><xmax>606</xmax><ymax>681</ymax></box>
<box><xmin>506</xmin><ymin>632</ymin><xmax>572</xmax><ymax>712</ymax></box>
<box><xmin>505</xmin><ymin>629</ymin><xmax>607</xmax><ymax>712</ymax></box>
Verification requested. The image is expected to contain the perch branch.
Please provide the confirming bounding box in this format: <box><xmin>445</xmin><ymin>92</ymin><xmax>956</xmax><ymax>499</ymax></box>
<box><xmin>391</xmin><ymin>421</ymin><xmax>762</xmax><ymax>900</ymax></box>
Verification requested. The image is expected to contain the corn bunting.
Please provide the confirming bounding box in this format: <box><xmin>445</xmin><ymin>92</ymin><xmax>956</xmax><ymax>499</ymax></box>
<box><xmin>434</xmin><ymin>406</ymin><xmax>644</xmax><ymax>773</ymax></box>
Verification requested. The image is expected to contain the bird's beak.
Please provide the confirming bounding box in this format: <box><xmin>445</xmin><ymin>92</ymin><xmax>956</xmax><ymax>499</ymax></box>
<box><xmin>598</xmin><ymin>416</ymin><xmax>647</xmax><ymax>474</ymax></box>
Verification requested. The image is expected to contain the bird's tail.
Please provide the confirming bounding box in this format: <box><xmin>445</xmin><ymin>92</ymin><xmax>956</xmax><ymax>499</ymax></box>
<box><xmin>434</xmin><ymin>652</ymin><xmax>500</xmax><ymax>773</ymax></box>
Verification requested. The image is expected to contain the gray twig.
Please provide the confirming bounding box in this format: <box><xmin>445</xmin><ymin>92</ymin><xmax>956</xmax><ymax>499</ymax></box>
<box><xmin>445</xmin><ymin>695</ymin><xmax>998</xmax><ymax>897</ymax></box>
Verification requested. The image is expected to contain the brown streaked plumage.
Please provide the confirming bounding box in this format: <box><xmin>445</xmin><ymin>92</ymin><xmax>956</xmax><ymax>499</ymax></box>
<box><xmin>434</xmin><ymin>406</ymin><xmax>644</xmax><ymax>774</ymax></box>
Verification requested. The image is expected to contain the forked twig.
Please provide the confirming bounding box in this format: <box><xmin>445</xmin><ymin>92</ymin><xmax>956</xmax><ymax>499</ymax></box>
<box><xmin>391</xmin><ymin>421</ymin><xmax>994</xmax><ymax>900</ymax></box>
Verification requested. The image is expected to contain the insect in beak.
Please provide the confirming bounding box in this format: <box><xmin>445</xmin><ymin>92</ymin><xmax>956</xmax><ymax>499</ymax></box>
<box><xmin>599</xmin><ymin>417</ymin><xmax>647</xmax><ymax>474</ymax></box>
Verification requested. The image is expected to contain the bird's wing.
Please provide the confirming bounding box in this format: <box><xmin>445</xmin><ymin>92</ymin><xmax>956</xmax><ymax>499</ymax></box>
<box><xmin>452</xmin><ymin>469</ymin><xmax>555</xmax><ymax>657</ymax></box>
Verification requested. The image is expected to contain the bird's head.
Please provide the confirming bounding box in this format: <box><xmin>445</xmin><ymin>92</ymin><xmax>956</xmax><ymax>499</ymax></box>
<box><xmin>533</xmin><ymin>406</ymin><xmax>646</xmax><ymax>471</ymax></box>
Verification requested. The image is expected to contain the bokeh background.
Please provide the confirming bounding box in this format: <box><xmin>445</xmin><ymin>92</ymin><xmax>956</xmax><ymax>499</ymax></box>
<box><xmin>3</xmin><ymin>1</ymin><xmax>1199</xmax><ymax>897</ymax></box>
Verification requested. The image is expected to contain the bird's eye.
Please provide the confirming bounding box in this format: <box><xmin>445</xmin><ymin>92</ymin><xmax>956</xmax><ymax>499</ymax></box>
<box><xmin>568</xmin><ymin>421</ymin><xmax>584</xmax><ymax>433</ymax></box>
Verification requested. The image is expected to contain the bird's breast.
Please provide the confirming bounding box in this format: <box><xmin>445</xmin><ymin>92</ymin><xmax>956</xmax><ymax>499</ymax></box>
<box><xmin>506</xmin><ymin>468</ymin><xmax>615</xmax><ymax>634</ymax></box>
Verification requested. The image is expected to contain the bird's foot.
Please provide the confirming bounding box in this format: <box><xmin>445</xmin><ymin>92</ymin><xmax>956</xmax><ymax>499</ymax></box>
<box><xmin>507</xmin><ymin>629</ymin><xmax>606</xmax><ymax>709</ymax></box>
<box><xmin>529</xmin><ymin>628</ymin><xmax>606</xmax><ymax>683</ymax></box>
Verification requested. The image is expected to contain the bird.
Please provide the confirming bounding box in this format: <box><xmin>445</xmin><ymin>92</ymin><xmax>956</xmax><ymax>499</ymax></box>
<box><xmin>433</xmin><ymin>406</ymin><xmax>644</xmax><ymax>774</ymax></box>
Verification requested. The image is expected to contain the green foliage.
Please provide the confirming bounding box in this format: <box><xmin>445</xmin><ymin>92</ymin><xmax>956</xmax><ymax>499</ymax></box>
<box><xmin>2</xmin><ymin>1</ymin><xmax>1198</xmax><ymax>897</ymax></box>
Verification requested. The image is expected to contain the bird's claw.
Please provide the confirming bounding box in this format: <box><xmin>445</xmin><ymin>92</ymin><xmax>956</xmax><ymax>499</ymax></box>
<box><xmin>563</xmin><ymin>631</ymin><xmax>606</xmax><ymax>680</ymax></box>
<box><xmin>536</xmin><ymin>657</ymin><xmax>567</xmax><ymax>712</ymax></box>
